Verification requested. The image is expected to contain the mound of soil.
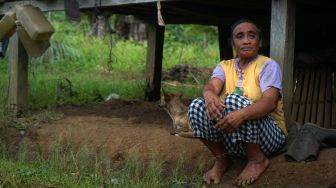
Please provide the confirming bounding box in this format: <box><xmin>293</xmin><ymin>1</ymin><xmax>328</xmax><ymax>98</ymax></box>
<box><xmin>163</xmin><ymin>64</ymin><xmax>212</xmax><ymax>83</ymax></box>
<box><xmin>4</xmin><ymin>99</ymin><xmax>336</xmax><ymax>187</ymax></box>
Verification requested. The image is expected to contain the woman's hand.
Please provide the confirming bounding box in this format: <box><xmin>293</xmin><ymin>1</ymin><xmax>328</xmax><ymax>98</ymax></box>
<box><xmin>204</xmin><ymin>91</ymin><xmax>225</xmax><ymax>120</ymax></box>
<box><xmin>202</xmin><ymin>78</ymin><xmax>225</xmax><ymax>121</ymax></box>
<box><xmin>214</xmin><ymin>88</ymin><xmax>279</xmax><ymax>133</ymax></box>
<box><xmin>215</xmin><ymin>109</ymin><xmax>246</xmax><ymax>133</ymax></box>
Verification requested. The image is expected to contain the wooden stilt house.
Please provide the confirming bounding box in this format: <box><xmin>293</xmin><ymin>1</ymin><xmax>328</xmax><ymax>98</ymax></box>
<box><xmin>1</xmin><ymin>0</ymin><xmax>335</xmax><ymax>128</ymax></box>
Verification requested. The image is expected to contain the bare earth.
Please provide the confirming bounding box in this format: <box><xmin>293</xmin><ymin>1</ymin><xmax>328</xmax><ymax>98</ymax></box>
<box><xmin>10</xmin><ymin>99</ymin><xmax>336</xmax><ymax>188</ymax></box>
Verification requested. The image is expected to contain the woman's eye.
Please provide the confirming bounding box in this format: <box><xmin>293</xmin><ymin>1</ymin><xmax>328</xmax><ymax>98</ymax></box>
<box><xmin>248</xmin><ymin>34</ymin><xmax>256</xmax><ymax>39</ymax></box>
<box><xmin>236</xmin><ymin>34</ymin><xmax>243</xmax><ymax>39</ymax></box>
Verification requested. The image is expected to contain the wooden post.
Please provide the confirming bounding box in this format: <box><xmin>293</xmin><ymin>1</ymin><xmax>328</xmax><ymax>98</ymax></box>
<box><xmin>8</xmin><ymin>33</ymin><xmax>29</xmax><ymax>114</ymax></box>
<box><xmin>145</xmin><ymin>23</ymin><xmax>165</xmax><ymax>101</ymax></box>
<box><xmin>270</xmin><ymin>0</ymin><xmax>296</xmax><ymax>126</ymax></box>
<box><xmin>217</xmin><ymin>25</ymin><xmax>232</xmax><ymax>61</ymax></box>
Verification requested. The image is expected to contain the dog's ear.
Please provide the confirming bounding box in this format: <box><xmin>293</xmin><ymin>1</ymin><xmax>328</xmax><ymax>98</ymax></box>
<box><xmin>161</xmin><ymin>88</ymin><xmax>172</xmax><ymax>101</ymax></box>
<box><xmin>161</xmin><ymin>88</ymin><xmax>166</xmax><ymax>95</ymax></box>
<box><xmin>164</xmin><ymin>93</ymin><xmax>171</xmax><ymax>102</ymax></box>
<box><xmin>158</xmin><ymin>94</ymin><xmax>167</xmax><ymax>107</ymax></box>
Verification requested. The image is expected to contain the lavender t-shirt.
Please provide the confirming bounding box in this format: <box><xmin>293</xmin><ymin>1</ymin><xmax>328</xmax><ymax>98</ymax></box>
<box><xmin>211</xmin><ymin>58</ymin><xmax>283</xmax><ymax>94</ymax></box>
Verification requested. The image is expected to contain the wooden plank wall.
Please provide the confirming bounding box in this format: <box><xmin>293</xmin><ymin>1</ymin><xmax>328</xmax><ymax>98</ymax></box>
<box><xmin>291</xmin><ymin>67</ymin><xmax>336</xmax><ymax>128</ymax></box>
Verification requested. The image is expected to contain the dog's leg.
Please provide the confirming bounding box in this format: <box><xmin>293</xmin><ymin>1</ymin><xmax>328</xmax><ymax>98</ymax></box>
<box><xmin>177</xmin><ymin>132</ymin><xmax>195</xmax><ymax>138</ymax></box>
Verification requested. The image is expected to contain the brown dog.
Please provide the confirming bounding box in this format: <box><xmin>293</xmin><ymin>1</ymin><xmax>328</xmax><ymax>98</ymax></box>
<box><xmin>159</xmin><ymin>89</ymin><xmax>194</xmax><ymax>138</ymax></box>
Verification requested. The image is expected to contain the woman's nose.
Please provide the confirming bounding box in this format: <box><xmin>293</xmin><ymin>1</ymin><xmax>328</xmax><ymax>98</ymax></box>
<box><xmin>242</xmin><ymin>36</ymin><xmax>251</xmax><ymax>44</ymax></box>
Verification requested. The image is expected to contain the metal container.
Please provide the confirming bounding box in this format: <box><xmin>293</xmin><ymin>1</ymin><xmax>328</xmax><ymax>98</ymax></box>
<box><xmin>16</xmin><ymin>4</ymin><xmax>54</xmax><ymax>40</ymax></box>
<box><xmin>0</xmin><ymin>11</ymin><xmax>16</xmax><ymax>41</ymax></box>
<box><xmin>16</xmin><ymin>22</ymin><xmax>50</xmax><ymax>58</ymax></box>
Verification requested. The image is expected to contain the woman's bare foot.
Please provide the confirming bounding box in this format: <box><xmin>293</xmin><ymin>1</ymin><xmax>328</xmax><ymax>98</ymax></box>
<box><xmin>234</xmin><ymin>157</ymin><xmax>270</xmax><ymax>186</ymax></box>
<box><xmin>199</xmin><ymin>139</ymin><xmax>229</xmax><ymax>184</ymax></box>
<box><xmin>203</xmin><ymin>157</ymin><xmax>229</xmax><ymax>184</ymax></box>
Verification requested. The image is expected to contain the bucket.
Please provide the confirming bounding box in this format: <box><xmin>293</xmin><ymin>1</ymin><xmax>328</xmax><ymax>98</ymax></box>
<box><xmin>16</xmin><ymin>4</ymin><xmax>54</xmax><ymax>40</ymax></box>
<box><xmin>0</xmin><ymin>11</ymin><xmax>17</xmax><ymax>41</ymax></box>
<box><xmin>16</xmin><ymin>22</ymin><xmax>50</xmax><ymax>58</ymax></box>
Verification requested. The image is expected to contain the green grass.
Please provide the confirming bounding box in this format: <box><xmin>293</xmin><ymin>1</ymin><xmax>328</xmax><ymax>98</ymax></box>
<box><xmin>163</xmin><ymin>40</ymin><xmax>219</xmax><ymax>69</ymax></box>
<box><xmin>27</xmin><ymin>68</ymin><xmax>146</xmax><ymax>109</ymax></box>
<box><xmin>0</xmin><ymin>60</ymin><xmax>9</xmax><ymax>116</ymax></box>
<box><xmin>0</xmin><ymin>139</ymin><xmax>204</xmax><ymax>188</ymax></box>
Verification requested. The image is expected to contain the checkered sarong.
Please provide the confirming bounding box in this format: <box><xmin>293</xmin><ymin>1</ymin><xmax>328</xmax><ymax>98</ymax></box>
<box><xmin>188</xmin><ymin>94</ymin><xmax>285</xmax><ymax>158</ymax></box>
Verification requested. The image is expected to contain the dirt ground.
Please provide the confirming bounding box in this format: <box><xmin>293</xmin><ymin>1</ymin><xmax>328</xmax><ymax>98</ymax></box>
<box><xmin>6</xmin><ymin>99</ymin><xmax>336</xmax><ymax>188</ymax></box>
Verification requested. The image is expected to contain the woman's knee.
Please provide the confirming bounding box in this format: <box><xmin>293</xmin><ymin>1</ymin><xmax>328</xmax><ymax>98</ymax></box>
<box><xmin>224</xmin><ymin>94</ymin><xmax>251</xmax><ymax>111</ymax></box>
<box><xmin>188</xmin><ymin>97</ymin><xmax>205</xmax><ymax>112</ymax></box>
<box><xmin>188</xmin><ymin>97</ymin><xmax>207</xmax><ymax>126</ymax></box>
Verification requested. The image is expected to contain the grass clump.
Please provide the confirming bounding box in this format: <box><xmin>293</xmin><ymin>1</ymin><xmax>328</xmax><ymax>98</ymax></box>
<box><xmin>0</xmin><ymin>139</ymin><xmax>205</xmax><ymax>187</ymax></box>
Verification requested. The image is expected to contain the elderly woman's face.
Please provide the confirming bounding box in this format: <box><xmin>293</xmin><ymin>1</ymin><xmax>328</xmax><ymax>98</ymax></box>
<box><xmin>232</xmin><ymin>22</ymin><xmax>260</xmax><ymax>59</ymax></box>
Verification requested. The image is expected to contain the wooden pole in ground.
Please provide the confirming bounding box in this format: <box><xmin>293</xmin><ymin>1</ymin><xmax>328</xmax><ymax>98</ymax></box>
<box><xmin>8</xmin><ymin>33</ymin><xmax>29</xmax><ymax>115</ymax></box>
<box><xmin>145</xmin><ymin>23</ymin><xmax>165</xmax><ymax>101</ymax></box>
<box><xmin>270</xmin><ymin>0</ymin><xmax>296</xmax><ymax>127</ymax></box>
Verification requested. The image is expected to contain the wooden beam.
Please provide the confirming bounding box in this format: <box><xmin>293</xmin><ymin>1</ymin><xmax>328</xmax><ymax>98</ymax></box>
<box><xmin>332</xmin><ymin>69</ymin><xmax>336</xmax><ymax>128</ymax></box>
<box><xmin>324</xmin><ymin>71</ymin><xmax>332</xmax><ymax>128</ymax></box>
<box><xmin>316</xmin><ymin>69</ymin><xmax>327</xmax><ymax>126</ymax></box>
<box><xmin>1</xmin><ymin>0</ymin><xmax>271</xmax><ymax>25</ymax></box>
<box><xmin>145</xmin><ymin>23</ymin><xmax>165</xmax><ymax>101</ymax></box>
<box><xmin>79</xmin><ymin>0</ymin><xmax>174</xmax><ymax>8</ymax></box>
<box><xmin>217</xmin><ymin>25</ymin><xmax>232</xmax><ymax>61</ymax></box>
<box><xmin>0</xmin><ymin>1</ymin><xmax>64</xmax><ymax>13</ymax></box>
<box><xmin>270</xmin><ymin>0</ymin><xmax>296</xmax><ymax>126</ymax></box>
<box><xmin>0</xmin><ymin>0</ymin><xmax>174</xmax><ymax>13</ymax></box>
<box><xmin>310</xmin><ymin>70</ymin><xmax>320</xmax><ymax>123</ymax></box>
<box><xmin>8</xmin><ymin>33</ymin><xmax>28</xmax><ymax>115</ymax></box>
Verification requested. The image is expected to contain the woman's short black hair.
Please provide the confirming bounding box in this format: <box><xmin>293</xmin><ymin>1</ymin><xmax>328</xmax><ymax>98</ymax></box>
<box><xmin>230</xmin><ymin>18</ymin><xmax>261</xmax><ymax>38</ymax></box>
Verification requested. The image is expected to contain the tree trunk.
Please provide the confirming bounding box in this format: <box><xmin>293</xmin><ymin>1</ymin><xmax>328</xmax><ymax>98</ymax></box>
<box><xmin>88</xmin><ymin>13</ymin><xmax>109</xmax><ymax>38</ymax></box>
<box><xmin>88</xmin><ymin>13</ymin><xmax>98</xmax><ymax>36</ymax></box>
<box><xmin>203</xmin><ymin>32</ymin><xmax>208</xmax><ymax>48</ymax></box>
<box><xmin>116</xmin><ymin>15</ymin><xmax>130</xmax><ymax>40</ymax></box>
<box><xmin>115</xmin><ymin>15</ymin><xmax>147</xmax><ymax>41</ymax></box>
<box><xmin>47</xmin><ymin>11</ymin><xmax>52</xmax><ymax>21</ymax></box>
<box><xmin>130</xmin><ymin>18</ymin><xmax>147</xmax><ymax>41</ymax></box>
<box><xmin>97</xmin><ymin>15</ymin><xmax>107</xmax><ymax>38</ymax></box>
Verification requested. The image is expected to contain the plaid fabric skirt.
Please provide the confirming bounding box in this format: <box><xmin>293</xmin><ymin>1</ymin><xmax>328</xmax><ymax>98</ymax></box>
<box><xmin>188</xmin><ymin>94</ymin><xmax>286</xmax><ymax>158</ymax></box>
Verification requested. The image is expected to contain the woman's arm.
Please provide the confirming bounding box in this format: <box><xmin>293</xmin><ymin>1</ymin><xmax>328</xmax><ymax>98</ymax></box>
<box><xmin>215</xmin><ymin>87</ymin><xmax>279</xmax><ymax>132</ymax></box>
<box><xmin>203</xmin><ymin>78</ymin><xmax>225</xmax><ymax>120</ymax></box>
<box><xmin>240</xmin><ymin>87</ymin><xmax>279</xmax><ymax>120</ymax></box>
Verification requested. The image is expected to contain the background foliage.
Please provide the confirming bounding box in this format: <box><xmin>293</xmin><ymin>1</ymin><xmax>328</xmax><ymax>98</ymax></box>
<box><xmin>0</xmin><ymin>12</ymin><xmax>220</xmax><ymax>110</ymax></box>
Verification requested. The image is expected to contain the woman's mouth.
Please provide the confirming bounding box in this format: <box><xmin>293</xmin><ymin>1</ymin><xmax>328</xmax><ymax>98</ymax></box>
<box><xmin>241</xmin><ymin>47</ymin><xmax>252</xmax><ymax>51</ymax></box>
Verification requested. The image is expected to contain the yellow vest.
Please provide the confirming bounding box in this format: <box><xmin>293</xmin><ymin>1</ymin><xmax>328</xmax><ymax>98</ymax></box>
<box><xmin>220</xmin><ymin>55</ymin><xmax>287</xmax><ymax>135</ymax></box>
